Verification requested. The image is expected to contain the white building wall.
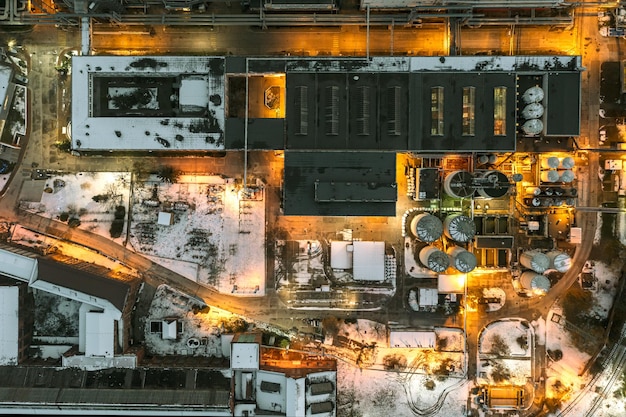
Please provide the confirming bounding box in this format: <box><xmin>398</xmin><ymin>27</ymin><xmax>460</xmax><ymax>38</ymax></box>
<box><xmin>0</xmin><ymin>286</ymin><xmax>19</xmax><ymax>365</ymax></box>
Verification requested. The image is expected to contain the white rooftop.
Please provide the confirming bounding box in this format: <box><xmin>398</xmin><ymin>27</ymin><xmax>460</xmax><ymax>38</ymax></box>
<box><xmin>0</xmin><ymin>63</ymin><xmax>13</xmax><ymax>112</ymax></box>
<box><xmin>330</xmin><ymin>241</ymin><xmax>353</xmax><ymax>270</ymax></box>
<box><xmin>71</xmin><ymin>56</ymin><xmax>225</xmax><ymax>151</ymax></box>
<box><xmin>419</xmin><ymin>288</ymin><xmax>438</xmax><ymax>306</ymax></box>
<box><xmin>0</xmin><ymin>286</ymin><xmax>19</xmax><ymax>365</ymax></box>
<box><xmin>84</xmin><ymin>310</ymin><xmax>114</xmax><ymax>358</ymax></box>
<box><xmin>438</xmin><ymin>274</ymin><xmax>467</xmax><ymax>293</ymax></box>
<box><xmin>352</xmin><ymin>241</ymin><xmax>385</xmax><ymax>281</ymax></box>
<box><xmin>157</xmin><ymin>211</ymin><xmax>173</xmax><ymax>226</ymax></box>
<box><xmin>231</xmin><ymin>342</ymin><xmax>259</xmax><ymax>370</ymax></box>
<box><xmin>0</xmin><ymin>247</ymin><xmax>38</xmax><ymax>283</ymax></box>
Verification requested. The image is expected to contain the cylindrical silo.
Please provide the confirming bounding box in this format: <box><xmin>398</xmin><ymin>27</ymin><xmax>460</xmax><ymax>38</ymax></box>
<box><xmin>560</xmin><ymin>170</ymin><xmax>575</xmax><ymax>183</ymax></box>
<box><xmin>541</xmin><ymin>170</ymin><xmax>560</xmax><ymax>183</ymax></box>
<box><xmin>410</xmin><ymin>213</ymin><xmax>443</xmax><ymax>243</ymax></box>
<box><xmin>523</xmin><ymin>86</ymin><xmax>544</xmax><ymax>104</ymax></box>
<box><xmin>526</xmin><ymin>187</ymin><xmax>541</xmax><ymax>196</ymax></box>
<box><xmin>546</xmin><ymin>251</ymin><xmax>572</xmax><ymax>273</ymax></box>
<box><xmin>520</xmin><ymin>271</ymin><xmax>551</xmax><ymax>294</ymax></box>
<box><xmin>522</xmin><ymin>119</ymin><xmax>543</xmax><ymax>136</ymax></box>
<box><xmin>477</xmin><ymin>154</ymin><xmax>489</xmax><ymax>165</ymax></box>
<box><xmin>443</xmin><ymin>170</ymin><xmax>475</xmax><ymax>199</ymax></box>
<box><xmin>560</xmin><ymin>156</ymin><xmax>575</xmax><ymax>169</ymax></box>
<box><xmin>476</xmin><ymin>170</ymin><xmax>510</xmax><ymax>199</ymax></box>
<box><xmin>519</xmin><ymin>251</ymin><xmax>550</xmax><ymax>273</ymax></box>
<box><xmin>541</xmin><ymin>156</ymin><xmax>560</xmax><ymax>169</ymax></box>
<box><xmin>447</xmin><ymin>246</ymin><xmax>477</xmax><ymax>273</ymax></box>
<box><xmin>488</xmin><ymin>154</ymin><xmax>498</xmax><ymax>164</ymax></box>
<box><xmin>531</xmin><ymin>197</ymin><xmax>541</xmax><ymax>207</ymax></box>
<box><xmin>443</xmin><ymin>214</ymin><xmax>476</xmax><ymax>243</ymax></box>
<box><xmin>419</xmin><ymin>246</ymin><xmax>450</xmax><ymax>273</ymax></box>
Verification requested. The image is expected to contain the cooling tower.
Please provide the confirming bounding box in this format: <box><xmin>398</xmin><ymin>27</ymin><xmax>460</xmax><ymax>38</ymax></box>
<box><xmin>443</xmin><ymin>170</ymin><xmax>475</xmax><ymax>199</ymax></box>
<box><xmin>410</xmin><ymin>213</ymin><xmax>443</xmax><ymax>243</ymax></box>
<box><xmin>443</xmin><ymin>214</ymin><xmax>476</xmax><ymax>243</ymax></box>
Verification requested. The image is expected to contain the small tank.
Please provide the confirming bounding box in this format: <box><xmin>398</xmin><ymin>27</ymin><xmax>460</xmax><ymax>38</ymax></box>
<box><xmin>519</xmin><ymin>251</ymin><xmax>550</xmax><ymax>273</ymax></box>
<box><xmin>522</xmin><ymin>102</ymin><xmax>544</xmax><ymax>119</ymax></box>
<box><xmin>541</xmin><ymin>170</ymin><xmax>560</xmax><ymax>183</ymax></box>
<box><xmin>541</xmin><ymin>156</ymin><xmax>561</xmax><ymax>169</ymax></box>
<box><xmin>447</xmin><ymin>246</ymin><xmax>477</xmax><ymax>273</ymax></box>
<box><xmin>522</xmin><ymin>86</ymin><xmax>544</xmax><ymax>104</ymax></box>
<box><xmin>419</xmin><ymin>246</ymin><xmax>450</xmax><ymax>273</ymax></box>
<box><xmin>522</xmin><ymin>119</ymin><xmax>543</xmax><ymax>136</ymax></box>
<box><xmin>547</xmin><ymin>251</ymin><xmax>572</xmax><ymax>273</ymax></box>
<box><xmin>410</xmin><ymin>213</ymin><xmax>443</xmax><ymax>243</ymax></box>
<box><xmin>525</xmin><ymin>187</ymin><xmax>541</xmax><ymax>196</ymax></box>
<box><xmin>520</xmin><ymin>271</ymin><xmax>551</xmax><ymax>294</ymax></box>
<box><xmin>444</xmin><ymin>214</ymin><xmax>476</xmax><ymax>243</ymax></box>
<box><xmin>443</xmin><ymin>170</ymin><xmax>475</xmax><ymax>199</ymax></box>
<box><xmin>560</xmin><ymin>156</ymin><xmax>575</xmax><ymax>169</ymax></box>
<box><xmin>560</xmin><ymin>170</ymin><xmax>575</xmax><ymax>183</ymax></box>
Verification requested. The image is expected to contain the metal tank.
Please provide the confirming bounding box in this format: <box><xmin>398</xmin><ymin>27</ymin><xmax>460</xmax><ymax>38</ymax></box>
<box><xmin>520</xmin><ymin>271</ymin><xmax>551</xmax><ymax>294</ymax></box>
<box><xmin>443</xmin><ymin>214</ymin><xmax>476</xmax><ymax>243</ymax></box>
<box><xmin>447</xmin><ymin>246</ymin><xmax>477</xmax><ymax>273</ymax></box>
<box><xmin>541</xmin><ymin>156</ymin><xmax>561</xmax><ymax>169</ymax></box>
<box><xmin>525</xmin><ymin>187</ymin><xmax>541</xmax><ymax>196</ymax></box>
<box><xmin>475</xmin><ymin>170</ymin><xmax>510</xmax><ymax>199</ymax></box>
<box><xmin>546</xmin><ymin>251</ymin><xmax>572</xmax><ymax>273</ymax></box>
<box><xmin>541</xmin><ymin>170</ymin><xmax>560</xmax><ymax>183</ymax></box>
<box><xmin>419</xmin><ymin>246</ymin><xmax>450</xmax><ymax>273</ymax></box>
<box><xmin>443</xmin><ymin>170</ymin><xmax>475</xmax><ymax>199</ymax></box>
<box><xmin>521</xmin><ymin>102</ymin><xmax>544</xmax><ymax>119</ymax></box>
<box><xmin>519</xmin><ymin>251</ymin><xmax>550</xmax><ymax>273</ymax></box>
<box><xmin>522</xmin><ymin>86</ymin><xmax>544</xmax><ymax>104</ymax></box>
<box><xmin>522</xmin><ymin>119</ymin><xmax>543</xmax><ymax>136</ymax></box>
<box><xmin>559</xmin><ymin>170</ymin><xmax>575</xmax><ymax>183</ymax></box>
<box><xmin>560</xmin><ymin>156</ymin><xmax>575</xmax><ymax>169</ymax></box>
<box><xmin>409</xmin><ymin>213</ymin><xmax>443</xmax><ymax>243</ymax></box>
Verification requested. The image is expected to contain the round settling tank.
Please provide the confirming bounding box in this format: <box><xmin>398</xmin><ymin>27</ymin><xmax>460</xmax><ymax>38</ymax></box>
<box><xmin>560</xmin><ymin>170</ymin><xmax>575</xmax><ymax>183</ymax></box>
<box><xmin>443</xmin><ymin>170</ymin><xmax>475</xmax><ymax>199</ymax></box>
<box><xmin>443</xmin><ymin>214</ymin><xmax>476</xmax><ymax>243</ymax></box>
<box><xmin>410</xmin><ymin>213</ymin><xmax>443</xmax><ymax>243</ymax></box>
<box><xmin>560</xmin><ymin>156</ymin><xmax>575</xmax><ymax>169</ymax></box>
<box><xmin>476</xmin><ymin>170</ymin><xmax>510</xmax><ymax>199</ymax></box>
<box><xmin>547</xmin><ymin>251</ymin><xmax>572</xmax><ymax>273</ymax></box>
<box><xmin>520</xmin><ymin>271</ymin><xmax>551</xmax><ymax>293</ymax></box>
<box><xmin>541</xmin><ymin>170</ymin><xmax>560</xmax><ymax>183</ymax></box>
<box><xmin>519</xmin><ymin>251</ymin><xmax>551</xmax><ymax>273</ymax></box>
<box><xmin>447</xmin><ymin>246</ymin><xmax>477</xmax><ymax>273</ymax></box>
<box><xmin>419</xmin><ymin>246</ymin><xmax>450</xmax><ymax>273</ymax></box>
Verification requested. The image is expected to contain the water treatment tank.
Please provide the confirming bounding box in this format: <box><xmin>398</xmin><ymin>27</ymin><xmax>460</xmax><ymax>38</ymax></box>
<box><xmin>560</xmin><ymin>170</ymin><xmax>575</xmax><ymax>183</ymax></box>
<box><xmin>541</xmin><ymin>170</ymin><xmax>560</xmax><ymax>183</ymax></box>
<box><xmin>522</xmin><ymin>102</ymin><xmax>544</xmax><ymax>119</ymax></box>
<box><xmin>519</xmin><ymin>251</ymin><xmax>550</xmax><ymax>273</ymax></box>
<box><xmin>447</xmin><ymin>246</ymin><xmax>477</xmax><ymax>273</ymax></box>
<box><xmin>560</xmin><ymin>156</ymin><xmax>575</xmax><ymax>169</ymax></box>
<box><xmin>522</xmin><ymin>119</ymin><xmax>544</xmax><ymax>136</ymax></box>
<box><xmin>443</xmin><ymin>170</ymin><xmax>475</xmax><ymax>199</ymax></box>
<box><xmin>546</xmin><ymin>251</ymin><xmax>572</xmax><ymax>273</ymax></box>
<box><xmin>522</xmin><ymin>86</ymin><xmax>544</xmax><ymax>104</ymax></box>
<box><xmin>541</xmin><ymin>156</ymin><xmax>561</xmax><ymax>169</ymax></box>
<box><xmin>409</xmin><ymin>213</ymin><xmax>443</xmax><ymax>243</ymax></box>
<box><xmin>443</xmin><ymin>214</ymin><xmax>476</xmax><ymax>243</ymax></box>
<box><xmin>419</xmin><ymin>246</ymin><xmax>450</xmax><ymax>273</ymax></box>
<box><xmin>476</xmin><ymin>170</ymin><xmax>510</xmax><ymax>199</ymax></box>
<box><xmin>520</xmin><ymin>271</ymin><xmax>551</xmax><ymax>294</ymax></box>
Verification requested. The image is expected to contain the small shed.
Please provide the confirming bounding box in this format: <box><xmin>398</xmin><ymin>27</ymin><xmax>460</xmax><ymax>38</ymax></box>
<box><xmin>157</xmin><ymin>211</ymin><xmax>174</xmax><ymax>226</ymax></box>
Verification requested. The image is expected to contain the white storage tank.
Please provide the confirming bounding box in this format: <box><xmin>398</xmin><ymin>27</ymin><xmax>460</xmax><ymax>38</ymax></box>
<box><xmin>519</xmin><ymin>251</ymin><xmax>550</xmax><ymax>273</ymax></box>
<box><xmin>447</xmin><ymin>246</ymin><xmax>477</xmax><ymax>273</ymax></box>
<box><xmin>522</xmin><ymin>102</ymin><xmax>544</xmax><ymax>119</ymax></box>
<box><xmin>520</xmin><ymin>271</ymin><xmax>551</xmax><ymax>294</ymax></box>
<box><xmin>410</xmin><ymin>213</ymin><xmax>443</xmax><ymax>243</ymax></box>
<box><xmin>541</xmin><ymin>170</ymin><xmax>560</xmax><ymax>183</ymax></box>
<box><xmin>443</xmin><ymin>214</ymin><xmax>476</xmax><ymax>243</ymax></box>
<box><xmin>560</xmin><ymin>170</ymin><xmax>575</xmax><ymax>183</ymax></box>
<box><xmin>443</xmin><ymin>170</ymin><xmax>475</xmax><ymax>199</ymax></box>
<box><xmin>541</xmin><ymin>156</ymin><xmax>561</xmax><ymax>169</ymax></box>
<box><xmin>522</xmin><ymin>119</ymin><xmax>544</xmax><ymax>136</ymax></box>
<box><xmin>546</xmin><ymin>251</ymin><xmax>572</xmax><ymax>273</ymax></box>
<box><xmin>419</xmin><ymin>246</ymin><xmax>450</xmax><ymax>273</ymax></box>
<box><xmin>525</xmin><ymin>187</ymin><xmax>541</xmax><ymax>196</ymax></box>
<box><xmin>560</xmin><ymin>156</ymin><xmax>575</xmax><ymax>169</ymax></box>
